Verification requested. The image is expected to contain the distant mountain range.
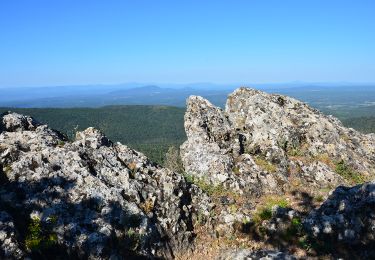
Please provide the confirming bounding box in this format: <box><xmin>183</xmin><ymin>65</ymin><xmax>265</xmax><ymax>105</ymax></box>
<box><xmin>0</xmin><ymin>84</ymin><xmax>235</xmax><ymax>108</ymax></box>
<box><xmin>1</xmin><ymin>83</ymin><xmax>375</xmax><ymax>115</ymax></box>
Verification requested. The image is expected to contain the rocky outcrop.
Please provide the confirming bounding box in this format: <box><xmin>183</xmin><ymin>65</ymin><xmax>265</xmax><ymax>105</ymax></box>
<box><xmin>180</xmin><ymin>87</ymin><xmax>375</xmax><ymax>258</ymax></box>
<box><xmin>304</xmin><ymin>181</ymin><xmax>375</xmax><ymax>249</ymax></box>
<box><xmin>0</xmin><ymin>112</ymin><xmax>40</xmax><ymax>133</ymax></box>
<box><xmin>181</xmin><ymin>87</ymin><xmax>375</xmax><ymax>196</ymax></box>
<box><xmin>1</xmin><ymin>87</ymin><xmax>375</xmax><ymax>259</ymax></box>
<box><xmin>0</xmin><ymin>112</ymin><xmax>212</xmax><ymax>259</ymax></box>
<box><xmin>181</xmin><ymin>96</ymin><xmax>236</xmax><ymax>185</ymax></box>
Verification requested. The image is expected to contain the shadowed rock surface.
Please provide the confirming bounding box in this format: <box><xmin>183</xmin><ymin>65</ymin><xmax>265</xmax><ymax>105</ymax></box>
<box><xmin>304</xmin><ymin>181</ymin><xmax>375</xmax><ymax>249</ymax></box>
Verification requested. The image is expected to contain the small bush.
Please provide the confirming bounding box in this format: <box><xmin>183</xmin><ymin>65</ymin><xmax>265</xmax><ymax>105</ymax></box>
<box><xmin>25</xmin><ymin>217</ymin><xmax>57</xmax><ymax>251</ymax></box>
<box><xmin>252</xmin><ymin>196</ymin><xmax>288</xmax><ymax>224</ymax></box>
<box><xmin>254</xmin><ymin>157</ymin><xmax>277</xmax><ymax>173</ymax></box>
<box><xmin>232</xmin><ymin>166</ymin><xmax>240</xmax><ymax>175</ymax></box>
<box><xmin>286</xmin><ymin>217</ymin><xmax>303</xmax><ymax>238</ymax></box>
<box><xmin>335</xmin><ymin>160</ymin><xmax>365</xmax><ymax>184</ymax></box>
<box><xmin>314</xmin><ymin>194</ymin><xmax>324</xmax><ymax>203</ymax></box>
<box><xmin>314</xmin><ymin>153</ymin><xmax>335</xmax><ymax>168</ymax></box>
<box><xmin>258</xmin><ymin>208</ymin><xmax>272</xmax><ymax>221</ymax></box>
<box><xmin>124</xmin><ymin>228</ymin><xmax>143</xmax><ymax>251</ymax></box>
<box><xmin>183</xmin><ymin>173</ymin><xmax>225</xmax><ymax>196</ymax></box>
<box><xmin>164</xmin><ymin>146</ymin><xmax>184</xmax><ymax>173</ymax></box>
<box><xmin>127</xmin><ymin>162</ymin><xmax>137</xmax><ymax>178</ymax></box>
<box><xmin>287</xmin><ymin>148</ymin><xmax>304</xmax><ymax>157</ymax></box>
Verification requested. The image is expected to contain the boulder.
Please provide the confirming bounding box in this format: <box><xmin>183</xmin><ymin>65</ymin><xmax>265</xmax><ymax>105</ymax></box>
<box><xmin>1</xmin><ymin>111</ymin><xmax>40</xmax><ymax>132</ymax></box>
<box><xmin>304</xmin><ymin>181</ymin><xmax>375</xmax><ymax>247</ymax></box>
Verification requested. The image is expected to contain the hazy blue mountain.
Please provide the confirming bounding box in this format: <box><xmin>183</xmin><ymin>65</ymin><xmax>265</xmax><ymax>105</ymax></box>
<box><xmin>1</xmin><ymin>83</ymin><xmax>374</xmax><ymax>119</ymax></box>
<box><xmin>0</xmin><ymin>84</ymin><xmax>234</xmax><ymax>108</ymax></box>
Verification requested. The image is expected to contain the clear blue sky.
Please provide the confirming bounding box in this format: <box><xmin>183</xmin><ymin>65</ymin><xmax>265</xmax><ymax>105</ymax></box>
<box><xmin>0</xmin><ymin>0</ymin><xmax>374</xmax><ymax>87</ymax></box>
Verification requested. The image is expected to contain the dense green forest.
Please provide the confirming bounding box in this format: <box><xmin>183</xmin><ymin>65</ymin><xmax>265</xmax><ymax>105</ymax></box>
<box><xmin>342</xmin><ymin>117</ymin><xmax>375</xmax><ymax>134</ymax></box>
<box><xmin>1</xmin><ymin>105</ymin><xmax>374</xmax><ymax>164</ymax></box>
<box><xmin>0</xmin><ymin>106</ymin><xmax>186</xmax><ymax>163</ymax></box>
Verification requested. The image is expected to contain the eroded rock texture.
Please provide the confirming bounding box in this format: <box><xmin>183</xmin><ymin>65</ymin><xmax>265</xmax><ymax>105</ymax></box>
<box><xmin>0</xmin><ymin>112</ymin><xmax>212</xmax><ymax>259</ymax></box>
<box><xmin>180</xmin><ymin>87</ymin><xmax>375</xmax><ymax>258</ymax></box>
<box><xmin>181</xmin><ymin>87</ymin><xmax>375</xmax><ymax>195</ymax></box>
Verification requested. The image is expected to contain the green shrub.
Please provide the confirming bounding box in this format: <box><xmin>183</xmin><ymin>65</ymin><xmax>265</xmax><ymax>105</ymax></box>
<box><xmin>25</xmin><ymin>217</ymin><xmax>57</xmax><ymax>251</ymax></box>
<box><xmin>183</xmin><ymin>173</ymin><xmax>225</xmax><ymax>196</ymax></box>
<box><xmin>258</xmin><ymin>208</ymin><xmax>272</xmax><ymax>221</ymax></box>
<box><xmin>232</xmin><ymin>166</ymin><xmax>240</xmax><ymax>175</ymax></box>
<box><xmin>285</xmin><ymin>217</ymin><xmax>303</xmax><ymax>238</ymax></box>
<box><xmin>124</xmin><ymin>228</ymin><xmax>143</xmax><ymax>251</ymax></box>
<box><xmin>287</xmin><ymin>148</ymin><xmax>304</xmax><ymax>157</ymax></box>
<box><xmin>335</xmin><ymin>160</ymin><xmax>365</xmax><ymax>184</ymax></box>
<box><xmin>252</xmin><ymin>196</ymin><xmax>288</xmax><ymax>224</ymax></box>
<box><xmin>254</xmin><ymin>157</ymin><xmax>277</xmax><ymax>173</ymax></box>
<box><xmin>314</xmin><ymin>194</ymin><xmax>324</xmax><ymax>203</ymax></box>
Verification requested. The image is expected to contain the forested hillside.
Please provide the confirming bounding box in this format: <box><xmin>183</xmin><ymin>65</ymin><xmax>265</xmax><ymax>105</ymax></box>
<box><xmin>0</xmin><ymin>106</ymin><xmax>186</xmax><ymax>163</ymax></box>
<box><xmin>1</xmin><ymin>105</ymin><xmax>373</xmax><ymax>164</ymax></box>
<box><xmin>343</xmin><ymin>117</ymin><xmax>375</xmax><ymax>134</ymax></box>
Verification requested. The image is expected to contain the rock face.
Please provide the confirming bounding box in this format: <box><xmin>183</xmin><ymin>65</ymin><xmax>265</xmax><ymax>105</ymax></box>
<box><xmin>0</xmin><ymin>112</ymin><xmax>212</xmax><ymax>259</ymax></box>
<box><xmin>304</xmin><ymin>181</ymin><xmax>375</xmax><ymax>248</ymax></box>
<box><xmin>181</xmin><ymin>87</ymin><xmax>375</xmax><ymax>195</ymax></box>
<box><xmin>0</xmin><ymin>112</ymin><xmax>40</xmax><ymax>132</ymax></box>
<box><xmin>180</xmin><ymin>87</ymin><xmax>375</xmax><ymax>258</ymax></box>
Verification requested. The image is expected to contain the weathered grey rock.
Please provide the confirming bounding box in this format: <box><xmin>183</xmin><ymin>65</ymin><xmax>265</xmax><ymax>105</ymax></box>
<box><xmin>179</xmin><ymin>87</ymin><xmax>375</xmax><ymax>245</ymax></box>
<box><xmin>1</xmin><ymin>111</ymin><xmax>40</xmax><ymax>132</ymax></box>
<box><xmin>75</xmin><ymin>127</ymin><xmax>111</xmax><ymax>149</ymax></box>
<box><xmin>226</xmin><ymin>88</ymin><xmax>375</xmax><ymax>176</ymax></box>
<box><xmin>304</xmin><ymin>181</ymin><xmax>375</xmax><ymax>247</ymax></box>
<box><xmin>180</xmin><ymin>96</ymin><xmax>236</xmax><ymax>185</ymax></box>
<box><xmin>181</xmin><ymin>87</ymin><xmax>375</xmax><ymax>198</ymax></box>
<box><xmin>0</xmin><ymin>212</ymin><xmax>24</xmax><ymax>259</ymax></box>
<box><xmin>0</xmin><ymin>112</ymin><xmax>213</xmax><ymax>259</ymax></box>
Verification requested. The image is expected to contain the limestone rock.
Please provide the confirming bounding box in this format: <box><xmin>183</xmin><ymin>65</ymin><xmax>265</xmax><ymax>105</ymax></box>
<box><xmin>180</xmin><ymin>87</ymin><xmax>375</xmax><ymax>197</ymax></box>
<box><xmin>180</xmin><ymin>96</ymin><xmax>236</xmax><ymax>185</ymax></box>
<box><xmin>75</xmin><ymin>127</ymin><xmax>111</xmax><ymax>149</ymax></box>
<box><xmin>1</xmin><ymin>111</ymin><xmax>40</xmax><ymax>132</ymax></box>
<box><xmin>0</xmin><ymin>112</ymin><xmax>212</xmax><ymax>259</ymax></box>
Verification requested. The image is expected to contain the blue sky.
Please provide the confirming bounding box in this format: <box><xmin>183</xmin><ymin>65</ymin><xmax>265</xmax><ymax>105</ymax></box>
<box><xmin>0</xmin><ymin>0</ymin><xmax>374</xmax><ymax>87</ymax></box>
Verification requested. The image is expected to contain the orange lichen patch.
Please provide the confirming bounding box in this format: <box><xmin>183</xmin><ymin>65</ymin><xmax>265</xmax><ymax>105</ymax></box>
<box><xmin>127</xmin><ymin>161</ymin><xmax>137</xmax><ymax>171</ymax></box>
